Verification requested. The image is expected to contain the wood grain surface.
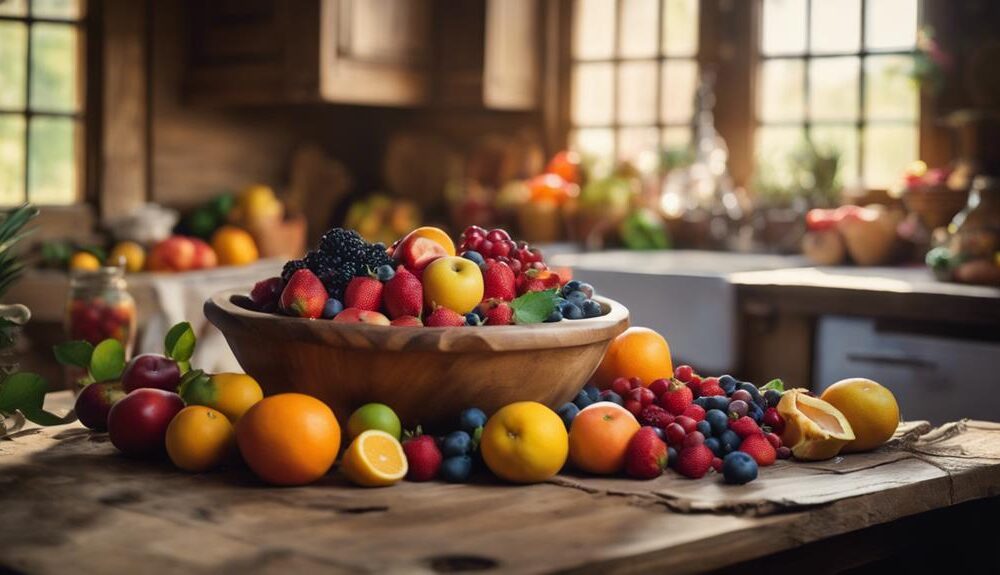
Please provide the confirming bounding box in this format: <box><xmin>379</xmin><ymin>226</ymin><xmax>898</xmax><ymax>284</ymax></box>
<box><xmin>1</xmin><ymin>394</ymin><xmax>999</xmax><ymax>575</ymax></box>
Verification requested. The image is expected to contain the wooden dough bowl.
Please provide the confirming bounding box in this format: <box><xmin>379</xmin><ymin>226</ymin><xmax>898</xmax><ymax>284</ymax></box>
<box><xmin>204</xmin><ymin>290</ymin><xmax>629</xmax><ymax>429</ymax></box>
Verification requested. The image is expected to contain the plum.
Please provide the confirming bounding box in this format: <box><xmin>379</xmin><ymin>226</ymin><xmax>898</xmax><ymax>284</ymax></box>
<box><xmin>75</xmin><ymin>381</ymin><xmax>126</xmax><ymax>431</ymax></box>
<box><xmin>121</xmin><ymin>354</ymin><xmax>181</xmax><ymax>393</ymax></box>
<box><xmin>107</xmin><ymin>388</ymin><xmax>184</xmax><ymax>456</ymax></box>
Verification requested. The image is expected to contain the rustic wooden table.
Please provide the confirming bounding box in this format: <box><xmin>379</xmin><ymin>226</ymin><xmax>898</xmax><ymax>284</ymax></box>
<box><xmin>1</xmin><ymin>392</ymin><xmax>998</xmax><ymax>574</ymax></box>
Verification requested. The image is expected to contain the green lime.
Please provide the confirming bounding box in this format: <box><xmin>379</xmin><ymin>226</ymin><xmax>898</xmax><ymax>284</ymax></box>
<box><xmin>347</xmin><ymin>403</ymin><xmax>401</xmax><ymax>440</ymax></box>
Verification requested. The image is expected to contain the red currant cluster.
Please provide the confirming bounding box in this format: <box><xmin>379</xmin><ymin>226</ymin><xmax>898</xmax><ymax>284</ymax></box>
<box><xmin>459</xmin><ymin>226</ymin><xmax>547</xmax><ymax>276</ymax></box>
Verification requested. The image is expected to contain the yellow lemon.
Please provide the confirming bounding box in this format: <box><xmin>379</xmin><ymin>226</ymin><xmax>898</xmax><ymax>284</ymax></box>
<box><xmin>340</xmin><ymin>430</ymin><xmax>408</xmax><ymax>487</ymax></box>
<box><xmin>481</xmin><ymin>401</ymin><xmax>568</xmax><ymax>483</ymax></box>
<box><xmin>107</xmin><ymin>241</ymin><xmax>146</xmax><ymax>273</ymax></box>
<box><xmin>69</xmin><ymin>251</ymin><xmax>101</xmax><ymax>271</ymax></box>
<box><xmin>821</xmin><ymin>378</ymin><xmax>899</xmax><ymax>453</ymax></box>
<box><xmin>165</xmin><ymin>406</ymin><xmax>235</xmax><ymax>472</ymax></box>
<box><xmin>211</xmin><ymin>225</ymin><xmax>259</xmax><ymax>266</ymax></box>
<box><xmin>238</xmin><ymin>184</ymin><xmax>283</xmax><ymax>222</ymax></box>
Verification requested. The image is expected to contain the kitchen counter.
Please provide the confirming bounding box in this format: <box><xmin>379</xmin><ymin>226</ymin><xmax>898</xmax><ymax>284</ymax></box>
<box><xmin>1</xmin><ymin>392</ymin><xmax>998</xmax><ymax>574</ymax></box>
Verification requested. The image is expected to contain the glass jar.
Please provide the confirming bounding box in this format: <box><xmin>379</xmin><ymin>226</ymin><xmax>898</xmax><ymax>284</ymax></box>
<box><xmin>65</xmin><ymin>266</ymin><xmax>137</xmax><ymax>354</ymax></box>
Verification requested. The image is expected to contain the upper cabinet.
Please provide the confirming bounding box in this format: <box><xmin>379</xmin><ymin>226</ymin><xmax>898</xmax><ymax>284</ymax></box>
<box><xmin>183</xmin><ymin>0</ymin><xmax>539</xmax><ymax>109</ymax></box>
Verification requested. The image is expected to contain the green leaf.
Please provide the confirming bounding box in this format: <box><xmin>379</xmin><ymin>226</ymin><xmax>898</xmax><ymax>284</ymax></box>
<box><xmin>760</xmin><ymin>378</ymin><xmax>785</xmax><ymax>393</ymax></box>
<box><xmin>0</xmin><ymin>372</ymin><xmax>47</xmax><ymax>412</ymax></box>
<box><xmin>164</xmin><ymin>322</ymin><xmax>196</xmax><ymax>362</ymax></box>
<box><xmin>19</xmin><ymin>406</ymin><xmax>77</xmax><ymax>426</ymax></box>
<box><xmin>510</xmin><ymin>288</ymin><xmax>559</xmax><ymax>325</ymax></box>
<box><xmin>53</xmin><ymin>340</ymin><xmax>94</xmax><ymax>369</ymax></box>
<box><xmin>90</xmin><ymin>339</ymin><xmax>126</xmax><ymax>382</ymax></box>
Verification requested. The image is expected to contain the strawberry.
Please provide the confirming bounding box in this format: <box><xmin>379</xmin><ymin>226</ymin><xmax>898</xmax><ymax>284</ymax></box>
<box><xmin>383</xmin><ymin>266</ymin><xmax>423</xmax><ymax>319</ymax></box>
<box><xmin>729</xmin><ymin>415</ymin><xmax>761</xmax><ymax>439</ymax></box>
<box><xmin>681</xmin><ymin>403</ymin><xmax>706</xmax><ymax>422</ymax></box>
<box><xmin>279</xmin><ymin>269</ymin><xmax>327</xmax><ymax>318</ymax></box>
<box><xmin>740</xmin><ymin>433</ymin><xmax>777</xmax><ymax>466</ymax></box>
<box><xmin>425</xmin><ymin>306</ymin><xmax>466</xmax><ymax>327</ymax></box>
<box><xmin>762</xmin><ymin>407</ymin><xmax>785</xmax><ymax>435</ymax></box>
<box><xmin>344</xmin><ymin>275</ymin><xmax>383</xmax><ymax>312</ymax></box>
<box><xmin>479</xmin><ymin>299</ymin><xmax>513</xmax><ymax>325</ymax></box>
<box><xmin>659</xmin><ymin>379</ymin><xmax>694</xmax><ymax>415</ymax></box>
<box><xmin>639</xmin><ymin>405</ymin><xmax>674</xmax><ymax>428</ymax></box>
<box><xmin>402</xmin><ymin>433</ymin><xmax>442</xmax><ymax>481</ymax></box>
<box><xmin>764</xmin><ymin>432</ymin><xmax>782</xmax><ymax>449</ymax></box>
<box><xmin>675</xmin><ymin>444</ymin><xmax>714</xmax><ymax>479</ymax></box>
<box><xmin>482</xmin><ymin>260</ymin><xmax>516</xmax><ymax>301</ymax></box>
<box><xmin>250</xmin><ymin>276</ymin><xmax>283</xmax><ymax>312</ymax></box>
<box><xmin>625</xmin><ymin>427</ymin><xmax>668</xmax><ymax>479</ymax></box>
<box><xmin>711</xmin><ymin>457</ymin><xmax>723</xmax><ymax>473</ymax></box>
<box><xmin>517</xmin><ymin>269</ymin><xmax>561</xmax><ymax>295</ymax></box>
<box><xmin>699</xmin><ymin>378</ymin><xmax>726</xmax><ymax>397</ymax></box>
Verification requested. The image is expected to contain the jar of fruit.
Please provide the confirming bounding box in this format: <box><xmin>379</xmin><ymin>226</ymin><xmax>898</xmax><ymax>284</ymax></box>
<box><xmin>65</xmin><ymin>266</ymin><xmax>137</xmax><ymax>353</ymax></box>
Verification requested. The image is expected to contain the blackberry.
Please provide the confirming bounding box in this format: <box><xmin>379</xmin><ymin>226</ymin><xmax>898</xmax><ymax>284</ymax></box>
<box><xmin>282</xmin><ymin>228</ymin><xmax>391</xmax><ymax>300</ymax></box>
<box><xmin>281</xmin><ymin>259</ymin><xmax>308</xmax><ymax>283</ymax></box>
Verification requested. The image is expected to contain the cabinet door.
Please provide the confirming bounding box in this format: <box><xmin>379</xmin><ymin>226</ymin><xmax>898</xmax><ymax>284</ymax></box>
<box><xmin>319</xmin><ymin>0</ymin><xmax>432</xmax><ymax>106</ymax></box>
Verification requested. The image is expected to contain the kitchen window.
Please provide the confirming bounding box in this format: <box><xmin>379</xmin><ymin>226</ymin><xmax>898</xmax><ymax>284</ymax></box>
<box><xmin>568</xmin><ymin>0</ymin><xmax>700</xmax><ymax>163</ymax></box>
<box><xmin>756</xmin><ymin>0</ymin><xmax>921</xmax><ymax>191</ymax></box>
<box><xmin>0</xmin><ymin>0</ymin><xmax>85</xmax><ymax>206</ymax></box>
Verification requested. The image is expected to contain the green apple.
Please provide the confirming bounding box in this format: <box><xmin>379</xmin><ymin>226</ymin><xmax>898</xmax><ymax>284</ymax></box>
<box><xmin>422</xmin><ymin>256</ymin><xmax>484</xmax><ymax>314</ymax></box>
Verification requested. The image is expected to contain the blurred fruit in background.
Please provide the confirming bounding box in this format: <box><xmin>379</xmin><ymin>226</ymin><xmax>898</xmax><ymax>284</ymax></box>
<box><xmin>619</xmin><ymin>208</ymin><xmax>671</xmax><ymax>251</ymax></box>
<box><xmin>546</xmin><ymin>150</ymin><xmax>581</xmax><ymax>185</ymax></box>
<box><xmin>344</xmin><ymin>194</ymin><xmax>421</xmax><ymax>246</ymax></box>
<box><xmin>69</xmin><ymin>252</ymin><xmax>101</xmax><ymax>271</ymax></box>
<box><xmin>147</xmin><ymin>236</ymin><xmax>219</xmax><ymax>272</ymax></box>
<box><xmin>181</xmin><ymin>193</ymin><xmax>235</xmax><ymax>240</ymax></box>
<box><xmin>211</xmin><ymin>226</ymin><xmax>259</xmax><ymax>267</ymax></box>
<box><xmin>107</xmin><ymin>241</ymin><xmax>146</xmax><ymax>272</ymax></box>
<box><xmin>231</xmin><ymin>184</ymin><xmax>284</xmax><ymax>227</ymax></box>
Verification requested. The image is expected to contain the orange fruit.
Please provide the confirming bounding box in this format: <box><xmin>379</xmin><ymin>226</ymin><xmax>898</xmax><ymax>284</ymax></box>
<box><xmin>339</xmin><ymin>430</ymin><xmax>408</xmax><ymax>487</ymax></box>
<box><xmin>402</xmin><ymin>226</ymin><xmax>456</xmax><ymax>256</ymax></box>
<box><xmin>568</xmin><ymin>403</ymin><xmax>640</xmax><ymax>474</ymax></box>
<box><xmin>166</xmin><ymin>406</ymin><xmax>235</xmax><ymax>472</ymax></box>
<box><xmin>69</xmin><ymin>252</ymin><xmax>101</xmax><ymax>271</ymax></box>
<box><xmin>236</xmin><ymin>393</ymin><xmax>341</xmax><ymax>486</ymax></box>
<box><xmin>820</xmin><ymin>378</ymin><xmax>899</xmax><ymax>453</ymax></box>
<box><xmin>777</xmin><ymin>389</ymin><xmax>855</xmax><ymax>461</ymax></box>
<box><xmin>211</xmin><ymin>225</ymin><xmax>259</xmax><ymax>266</ymax></box>
<box><xmin>593</xmin><ymin>327</ymin><xmax>673</xmax><ymax>389</ymax></box>
<box><xmin>480</xmin><ymin>401</ymin><xmax>568</xmax><ymax>484</ymax></box>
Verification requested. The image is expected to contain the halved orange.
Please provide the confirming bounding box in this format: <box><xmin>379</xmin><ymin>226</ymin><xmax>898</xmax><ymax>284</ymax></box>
<box><xmin>402</xmin><ymin>226</ymin><xmax>456</xmax><ymax>256</ymax></box>
<box><xmin>777</xmin><ymin>389</ymin><xmax>855</xmax><ymax>461</ymax></box>
<box><xmin>340</xmin><ymin>430</ymin><xmax>408</xmax><ymax>487</ymax></box>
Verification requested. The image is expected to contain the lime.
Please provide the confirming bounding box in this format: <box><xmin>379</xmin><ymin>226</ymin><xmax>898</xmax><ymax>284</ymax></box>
<box><xmin>347</xmin><ymin>403</ymin><xmax>401</xmax><ymax>440</ymax></box>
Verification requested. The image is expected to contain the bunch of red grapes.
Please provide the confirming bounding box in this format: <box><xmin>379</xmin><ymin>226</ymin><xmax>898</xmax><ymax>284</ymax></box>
<box><xmin>458</xmin><ymin>226</ymin><xmax>547</xmax><ymax>276</ymax></box>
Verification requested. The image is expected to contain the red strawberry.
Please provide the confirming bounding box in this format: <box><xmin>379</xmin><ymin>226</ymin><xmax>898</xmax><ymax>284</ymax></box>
<box><xmin>681</xmin><ymin>403</ymin><xmax>706</xmax><ymax>422</ymax></box>
<box><xmin>740</xmin><ymin>433</ymin><xmax>777</xmax><ymax>466</ymax></box>
<box><xmin>625</xmin><ymin>427</ymin><xmax>668</xmax><ymax>479</ymax></box>
<box><xmin>402</xmin><ymin>434</ymin><xmax>442</xmax><ymax>481</ymax></box>
<box><xmin>700</xmin><ymin>382</ymin><xmax>726</xmax><ymax>397</ymax></box>
<box><xmin>483</xmin><ymin>260</ymin><xmax>516</xmax><ymax>301</ymax></box>
<box><xmin>344</xmin><ymin>275</ymin><xmax>383</xmax><ymax>312</ymax></box>
<box><xmin>250</xmin><ymin>276</ymin><xmax>283</xmax><ymax>312</ymax></box>
<box><xmin>675</xmin><ymin>444</ymin><xmax>714</xmax><ymax>479</ymax></box>
<box><xmin>425</xmin><ymin>306</ymin><xmax>465</xmax><ymax>327</ymax></box>
<box><xmin>659</xmin><ymin>379</ymin><xmax>694</xmax><ymax>415</ymax></box>
<box><xmin>711</xmin><ymin>457</ymin><xmax>723</xmax><ymax>473</ymax></box>
<box><xmin>764</xmin><ymin>432</ymin><xmax>782</xmax><ymax>449</ymax></box>
<box><xmin>517</xmin><ymin>269</ymin><xmax>561</xmax><ymax>295</ymax></box>
<box><xmin>639</xmin><ymin>405</ymin><xmax>674</xmax><ymax>428</ymax></box>
<box><xmin>479</xmin><ymin>299</ymin><xmax>513</xmax><ymax>325</ymax></box>
<box><xmin>383</xmin><ymin>266</ymin><xmax>423</xmax><ymax>319</ymax></box>
<box><xmin>279</xmin><ymin>269</ymin><xmax>327</xmax><ymax>318</ymax></box>
<box><xmin>729</xmin><ymin>415</ymin><xmax>761</xmax><ymax>439</ymax></box>
<box><xmin>762</xmin><ymin>407</ymin><xmax>785</xmax><ymax>435</ymax></box>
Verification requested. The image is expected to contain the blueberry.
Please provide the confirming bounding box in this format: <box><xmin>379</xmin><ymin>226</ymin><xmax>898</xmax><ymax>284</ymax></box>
<box><xmin>719</xmin><ymin>429</ymin><xmax>742</xmax><ymax>454</ymax></box>
<box><xmin>706</xmin><ymin>396</ymin><xmax>731</xmax><ymax>412</ymax></box>
<box><xmin>561</xmin><ymin>302</ymin><xmax>584</xmax><ymax>320</ymax></box>
<box><xmin>693</xmin><ymin>397</ymin><xmax>709</xmax><ymax>409</ymax></box>
<box><xmin>461</xmin><ymin>250</ymin><xmax>485</xmax><ymax>266</ymax></box>
<box><xmin>440</xmin><ymin>455</ymin><xmax>473</xmax><ymax>482</ymax></box>
<box><xmin>557</xmin><ymin>402</ymin><xmax>580</xmax><ymax>430</ymax></box>
<box><xmin>474</xmin><ymin>307</ymin><xmax>486</xmax><ymax>320</ymax></box>
<box><xmin>465</xmin><ymin>312</ymin><xmax>482</xmax><ymax>326</ymax></box>
<box><xmin>667</xmin><ymin>446</ymin><xmax>678</xmax><ymax>467</ymax></box>
<box><xmin>722</xmin><ymin>452</ymin><xmax>758</xmax><ymax>485</ymax></box>
<box><xmin>375</xmin><ymin>264</ymin><xmax>395</xmax><ymax>282</ymax></box>
<box><xmin>706</xmin><ymin>409</ymin><xmax>729</xmax><ymax>436</ymax></box>
<box><xmin>566</xmin><ymin>291</ymin><xmax>588</xmax><ymax>306</ymax></box>
<box><xmin>581</xmin><ymin>299</ymin><xmax>603</xmax><ymax>318</ymax></box>
<box><xmin>599</xmin><ymin>390</ymin><xmax>624</xmax><ymax>406</ymax></box>
<box><xmin>749</xmin><ymin>403</ymin><xmax>764</xmax><ymax>423</ymax></box>
<box><xmin>584</xmin><ymin>384</ymin><xmax>601</xmax><ymax>403</ymax></box>
<box><xmin>573</xmin><ymin>389</ymin><xmax>594</xmax><ymax>410</ymax></box>
<box><xmin>544</xmin><ymin>310</ymin><xmax>563</xmax><ymax>323</ymax></box>
<box><xmin>652</xmin><ymin>427</ymin><xmax>667</xmax><ymax>442</ymax></box>
<box><xmin>719</xmin><ymin>375</ymin><xmax>738</xmax><ymax>395</ymax></box>
<box><xmin>562</xmin><ymin>280</ymin><xmax>582</xmax><ymax>295</ymax></box>
<box><xmin>459</xmin><ymin>408</ymin><xmax>487</xmax><ymax>432</ymax></box>
<box><xmin>578</xmin><ymin>283</ymin><xmax>595</xmax><ymax>298</ymax></box>
<box><xmin>696</xmin><ymin>420</ymin><xmax>712</xmax><ymax>436</ymax></box>
<box><xmin>441</xmin><ymin>431</ymin><xmax>473</xmax><ymax>457</ymax></box>
<box><xmin>704</xmin><ymin>437</ymin><xmax>722</xmax><ymax>457</ymax></box>
<box><xmin>738</xmin><ymin>382</ymin><xmax>764</xmax><ymax>405</ymax></box>
<box><xmin>321</xmin><ymin>298</ymin><xmax>344</xmax><ymax>319</ymax></box>
<box><xmin>764</xmin><ymin>389</ymin><xmax>782</xmax><ymax>408</ymax></box>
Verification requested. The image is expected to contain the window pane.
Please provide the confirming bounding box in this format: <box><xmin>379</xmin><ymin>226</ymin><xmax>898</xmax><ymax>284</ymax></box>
<box><xmin>571</xmin><ymin>128</ymin><xmax>615</xmax><ymax>159</ymax></box>
<box><xmin>28</xmin><ymin>116</ymin><xmax>76</xmax><ymax>204</ymax></box>
<box><xmin>0</xmin><ymin>115</ymin><xmax>25</xmax><ymax>205</ymax></box>
<box><xmin>758</xmin><ymin>59</ymin><xmax>804</xmax><ymax>122</ymax></box>
<box><xmin>661</xmin><ymin>59</ymin><xmax>697</xmax><ymax>123</ymax></box>
<box><xmin>809</xmin><ymin>57</ymin><xmax>859</xmax><ymax>121</ymax></box>
<box><xmin>0</xmin><ymin>0</ymin><xmax>27</xmax><ymax>16</ymax></box>
<box><xmin>32</xmin><ymin>0</ymin><xmax>81</xmax><ymax>19</ymax></box>
<box><xmin>620</xmin><ymin>0</ymin><xmax>658</xmax><ymax>57</ymax></box>
<box><xmin>762</xmin><ymin>0</ymin><xmax>806</xmax><ymax>55</ymax></box>
<box><xmin>572</xmin><ymin>63</ymin><xmax>614</xmax><ymax>125</ymax></box>
<box><xmin>810</xmin><ymin>0</ymin><xmax>860</xmax><ymax>54</ymax></box>
<box><xmin>865</xmin><ymin>55</ymin><xmax>917</xmax><ymax>121</ymax></box>
<box><xmin>573</xmin><ymin>0</ymin><xmax>616</xmax><ymax>60</ymax></box>
<box><xmin>662</xmin><ymin>126</ymin><xmax>691</xmax><ymax>149</ymax></box>
<box><xmin>866</xmin><ymin>0</ymin><xmax>918</xmax><ymax>50</ymax></box>
<box><xmin>618</xmin><ymin>127</ymin><xmax>658</xmax><ymax>162</ymax></box>
<box><xmin>756</xmin><ymin>126</ymin><xmax>806</xmax><ymax>190</ymax></box>
<box><xmin>0</xmin><ymin>22</ymin><xmax>27</xmax><ymax>109</ymax></box>
<box><xmin>864</xmin><ymin>124</ymin><xmax>917</xmax><ymax>189</ymax></box>
<box><xmin>662</xmin><ymin>0</ymin><xmax>698</xmax><ymax>57</ymax></box>
<box><xmin>811</xmin><ymin>125</ymin><xmax>859</xmax><ymax>188</ymax></box>
<box><xmin>618</xmin><ymin>61</ymin><xmax>657</xmax><ymax>125</ymax></box>
<box><xmin>30</xmin><ymin>24</ymin><xmax>79</xmax><ymax>113</ymax></box>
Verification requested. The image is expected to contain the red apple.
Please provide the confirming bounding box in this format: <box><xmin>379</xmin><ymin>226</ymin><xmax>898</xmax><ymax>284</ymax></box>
<box><xmin>147</xmin><ymin>236</ymin><xmax>197</xmax><ymax>272</ymax></box>
<box><xmin>107</xmin><ymin>388</ymin><xmax>185</xmax><ymax>456</ymax></box>
<box><xmin>190</xmin><ymin>238</ymin><xmax>218</xmax><ymax>269</ymax></box>
<box><xmin>332</xmin><ymin>307</ymin><xmax>391</xmax><ymax>325</ymax></box>
<box><xmin>75</xmin><ymin>381</ymin><xmax>127</xmax><ymax>431</ymax></box>
<box><xmin>122</xmin><ymin>353</ymin><xmax>182</xmax><ymax>393</ymax></box>
<box><xmin>395</xmin><ymin>235</ymin><xmax>447</xmax><ymax>274</ymax></box>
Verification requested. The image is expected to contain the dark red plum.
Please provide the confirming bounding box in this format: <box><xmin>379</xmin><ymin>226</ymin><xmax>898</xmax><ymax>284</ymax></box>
<box><xmin>121</xmin><ymin>354</ymin><xmax>182</xmax><ymax>393</ymax></box>
<box><xmin>75</xmin><ymin>381</ymin><xmax>126</xmax><ymax>431</ymax></box>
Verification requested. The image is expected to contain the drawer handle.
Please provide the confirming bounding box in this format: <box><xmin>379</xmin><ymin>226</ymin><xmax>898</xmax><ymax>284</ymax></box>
<box><xmin>845</xmin><ymin>353</ymin><xmax>937</xmax><ymax>369</ymax></box>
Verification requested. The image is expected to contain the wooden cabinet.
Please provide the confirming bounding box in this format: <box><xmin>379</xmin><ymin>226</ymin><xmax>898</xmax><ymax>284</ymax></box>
<box><xmin>182</xmin><ymin>0</ymin><xmax>538</xmax><ymax>109</ymax></box>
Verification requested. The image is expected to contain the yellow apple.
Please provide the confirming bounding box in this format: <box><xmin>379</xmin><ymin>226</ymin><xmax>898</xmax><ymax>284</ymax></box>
<box><xmin>422</xmin><ymin>256</ymin><xmax>484</xmax><ymax>314</ymax></box>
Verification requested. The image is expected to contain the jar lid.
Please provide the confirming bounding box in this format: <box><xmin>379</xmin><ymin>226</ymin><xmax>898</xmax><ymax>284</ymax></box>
<box><xmin>69</xmin><ymin>265</ymin><xmax>126</xmax><ymax>287</ymax></box>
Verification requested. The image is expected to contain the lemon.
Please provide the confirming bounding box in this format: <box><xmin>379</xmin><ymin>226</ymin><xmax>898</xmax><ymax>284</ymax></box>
<box><xmin>480</xmin><ymin>401</ymin><xmax>568</xmax><ymax>483</ymax></box>
<box><xmin>107</xmin><ymin>241</ymin><xmax>146</xmax><ymax>272</ymax></box>
<box><xmin>340</xmin><ymin>430</ymin><xmax>408</xmax><ymax>487</ymax></box>
<box><xmin>211</xmin><ymin>225</ymin><xmax>259</xmax><ymax>266</ymax></box>
<box><xmin>69</xmin><ymin>252</ymin><xmax>101</xmax><ymax>271</ymax></box>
